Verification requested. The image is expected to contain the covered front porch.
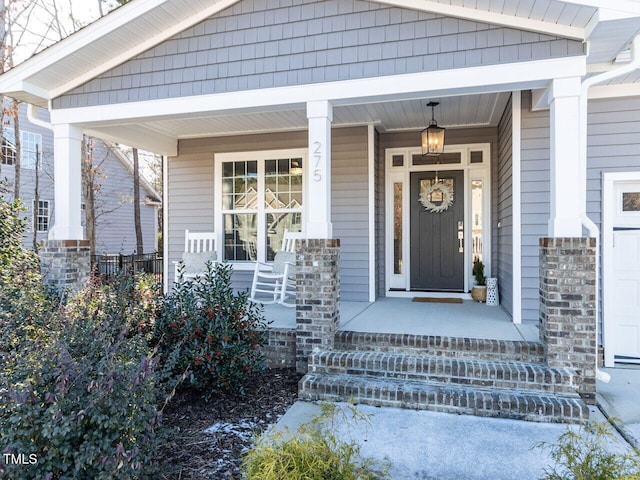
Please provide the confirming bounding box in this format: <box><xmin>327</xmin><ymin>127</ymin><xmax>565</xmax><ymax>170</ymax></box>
<box><xmin>265</xmin><ymin>297</ymin><xmax>538</xmax><ymax>342</ymax></box>
<box><xmin>3</xmin><ymin>0</ymin><xmax>634</xmax><ymax>420</ymax></box>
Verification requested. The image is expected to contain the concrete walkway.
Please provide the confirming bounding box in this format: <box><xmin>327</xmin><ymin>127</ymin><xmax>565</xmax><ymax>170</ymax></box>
<box><xmin>268</xmin><ymin>366</ymin><xmax>640</xmax><ymax>480</ymax></box>
<box><xmin>598</xmin><ymin>366</ymin><xmax>640</xmax><ymax>448</ymax></box>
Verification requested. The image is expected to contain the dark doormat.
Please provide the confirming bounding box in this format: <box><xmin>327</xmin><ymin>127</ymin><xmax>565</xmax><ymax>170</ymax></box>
<box><xmin>412</xmin><ymin>297</ymin><xmax>463</xmax><ymax>304</ymax></box>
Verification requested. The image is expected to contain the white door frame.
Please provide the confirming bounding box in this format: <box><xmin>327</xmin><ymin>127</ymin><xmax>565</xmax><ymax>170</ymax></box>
<box><xmin>602</xmin><ymin>171</ymin><xmax>640</xmax><ymax>367</ymax></box>
<box><xmin>384</xmin><ymin>144</ymin><xmax>491</xmax><ymax>297</ymax></box>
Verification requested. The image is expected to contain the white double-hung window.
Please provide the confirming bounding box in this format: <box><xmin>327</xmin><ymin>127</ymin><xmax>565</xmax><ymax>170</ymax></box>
<box><xmin>33</xmin><ymin>199</ymin><xmax>50</xmax><ymax>232</ymax></box>
<box><xmin>215</xmin><ymin>149</ymin><xmax>305</xmax><ymax>266</ymax></box>
<box><xmin>2</xmin><ymin>128</ymin><xmax>42</xmax><ymax>169</ymax></box>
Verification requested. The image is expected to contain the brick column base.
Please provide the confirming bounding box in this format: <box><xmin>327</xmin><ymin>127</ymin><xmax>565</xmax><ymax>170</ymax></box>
<box><xmin>40</xmin><ymin>240</ymin><xmax>91</xmax><ymax>294</ymax></box>
<box><xmin>295</xmin><ymin>239</ymin><xmax>340</xmax><ymax>373</ymax></box>
<box><xmin>539</xmin><ymin>237</ymin><xmax>597</xmax><ymax>404</ymax></box>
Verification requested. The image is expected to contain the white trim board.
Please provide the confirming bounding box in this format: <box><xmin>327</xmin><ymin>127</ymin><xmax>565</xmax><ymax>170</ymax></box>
<box><xmin>368</xmin><ymin>125</ymin><xmax>377</xmax><ymax>302</ymax></box>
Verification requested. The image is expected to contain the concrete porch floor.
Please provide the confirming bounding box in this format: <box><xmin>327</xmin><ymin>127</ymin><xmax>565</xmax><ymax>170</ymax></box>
<box><xmin>263</xmin><ymin>297</ymin><xmax>539</xmax><ymax>342</ymax></box>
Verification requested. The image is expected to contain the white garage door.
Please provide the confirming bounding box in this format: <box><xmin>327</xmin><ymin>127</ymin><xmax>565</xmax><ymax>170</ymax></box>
<box><xmin>605</xmin><ymin>177</ymin><xmax>640</xmax><ymax>366</ymax></box>
<box><xmin>612</xmin><ymin>229</ymin><xmax>640</xmax><ymax>362</ymax></box>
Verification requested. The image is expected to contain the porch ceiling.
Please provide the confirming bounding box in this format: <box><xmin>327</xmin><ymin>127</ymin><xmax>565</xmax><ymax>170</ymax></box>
<box><xmin>84</xmin><ymin>92</ymin><xmax>511</xmax><ymax>145</ymax></box>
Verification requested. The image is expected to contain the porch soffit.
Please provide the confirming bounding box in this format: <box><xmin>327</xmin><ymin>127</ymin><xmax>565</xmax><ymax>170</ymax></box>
<box><xmin>80</xmin><ymin>92</ymin><xmax>511</xmax><ymax>146</ymax></box>
<box><xmin>48</xmin><ymin>55</ymin><xmax>581</xmax><ymax>154</ymax></box>
<box><xmin>0</xmin><ymin>0</ymin><xmax>637</xmax><ymax>108</ymax></box>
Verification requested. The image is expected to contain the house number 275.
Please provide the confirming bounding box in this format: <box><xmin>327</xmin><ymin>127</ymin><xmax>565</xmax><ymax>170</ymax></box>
<box><xmin>313</xmin><ymin>141</ymin><xmax>322</xmax><ymax>182</ymax></box>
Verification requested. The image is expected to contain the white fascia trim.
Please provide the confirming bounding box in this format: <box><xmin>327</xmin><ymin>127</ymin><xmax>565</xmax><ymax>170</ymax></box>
<box><xmin>588</xmin><ymin>83</ymin><xmax>640</xmax><ymax>99</ymax></box>
<box><xmin>51</xmin><ymin>56</ymin><xmax>586</xmax><ymax>127</ymax></box>
<box><xmin>49</xmin><ymin>0</ymin><xmax>239</xmax><ymax>100</ymax></box>
<box><xmin>0</xmin><ymin>0</ymin><xmax>239</xmax><ymax>100</ymax></box>
<box><xmin>511</xmin><ymin>91</ymin><xmax>522</xmax><ymax>324</ymax></box>
<box><xmin>379</xmin><ymin>0</ymin><xmax>584</xmax><ymax>39</ymax></box>
<box><xmin>367</xmin><ymin>124</ymin><xmax>376</xmax><ymax>303</ymax></box>
<box><xmin>19</xmin><ymin>81</ymin><xmax>51</xmax><ymax>102</ymax></box>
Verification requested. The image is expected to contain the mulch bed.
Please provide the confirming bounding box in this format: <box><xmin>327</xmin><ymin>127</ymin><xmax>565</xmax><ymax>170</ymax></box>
<box><xmin>157</xmin><ymin>368</ymin><xmax>302</xmax><ymax>479</ymax></box>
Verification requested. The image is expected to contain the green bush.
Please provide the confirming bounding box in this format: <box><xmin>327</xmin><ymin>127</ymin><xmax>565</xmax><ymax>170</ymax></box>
<box><xmin>472</xmin><ymin>256</ymin><xmax>486</xmax><ymax>286</ymax></box>
<box><xmin>242</xmin><ymin>402</ymin><xmax>390</xmax><ymax>480</ymax></box>
<box><xmin>537</xmin><ymin>421</ymin><xmax>640</xmax><ymax>480</ymax></box>
<box><xmin>155</xmin><ymin>262</ymin><xmax>269</xmax><ymax>397</ymax></box>
<box><xmin>0</xmin><ymin>196</ymin><xmax>170</xmax><ymax>479</ymax></box>
<box><xmin>0</xmin><ymin>195</ymin><xmax>54</xmax><ymax>330</ymax></box>
<box><xmin>0</xmin><ymin>273</ymin><xmax>168</xmax><ymax>480</ymax></box>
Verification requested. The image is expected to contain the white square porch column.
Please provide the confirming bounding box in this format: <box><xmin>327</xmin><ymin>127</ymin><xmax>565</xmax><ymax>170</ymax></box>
<box><xmin>306</xmin><ymin>100</ymin><xmax>333</xmax><ymax>239</ymax></box>
<box><xmin>49</xmin><ymin>123</ymin><xmax>84</xmax><ymax>240</ymax></box>
<box><xmin>548</xmin><ymin>77</ymin><xmax>583</xmax><ymax>237</ymax></box>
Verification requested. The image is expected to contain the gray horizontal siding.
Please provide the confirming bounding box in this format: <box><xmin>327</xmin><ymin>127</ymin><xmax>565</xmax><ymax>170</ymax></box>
<box><xmin>92</xmin><ymin>141</ymin><xmax>158</xmax><ymax>254</ymax></box>
<box><xmin>1</xmin><ymin>105</ymin><xmax>55</xmax><ymax>247</ymax></box>
<box><xmin>497</xmin><ymin>94</ymin><xmax>513</xmax><ymax>316</ymax></box>
<box><xmin>167</xmin><ymin>151</ymin><xmax>216</xmax><ymax>285</ymax></box>
<box><xmin>54</xmin><ymin>0</ymin><xmax>583</xmax><ymax>109</ymax></box>
<box><xmin>332</xmin><ymin>127</ymin><xmax>370</xmax><ymax>300</ymax></box>
<box><xmin>167</xmin><ymin>127</ymin><xmax>371</xmax><ymax>301</ymax></box>
<box><xmin>520</xmin><ymin>91</ymin><xmax>550</xmax><ymax>323</ymax></box>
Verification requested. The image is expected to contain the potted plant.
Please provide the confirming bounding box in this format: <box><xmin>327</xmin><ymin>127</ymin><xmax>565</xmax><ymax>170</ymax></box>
<box><xmin>471</xmin><ymin>257</ymin><xmax>487</xmax><ymax>302</ymax></box>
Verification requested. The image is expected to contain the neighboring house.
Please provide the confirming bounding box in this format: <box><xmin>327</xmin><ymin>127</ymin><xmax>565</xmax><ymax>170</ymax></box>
<box><xmin>0</xmin><ymin>103</ymin><xmax>160</xmax><ymax>254</ymax></box>
<box><xmin>2</xmin><ymin>0</ymin><xmax>640</xmax><ymax>419</ymax></box>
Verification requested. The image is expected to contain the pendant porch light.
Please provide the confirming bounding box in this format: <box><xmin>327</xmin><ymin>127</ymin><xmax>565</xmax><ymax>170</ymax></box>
<box><xmin>421</xmin><ymin>101</ymin><xmax>446</xmax><ymax>156</ymax></box>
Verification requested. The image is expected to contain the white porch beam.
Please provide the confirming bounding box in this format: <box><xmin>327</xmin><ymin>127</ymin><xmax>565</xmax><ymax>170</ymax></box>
<box><xmin>306</xmin><ymin>100</ymin><xmax>333</xmax><ymax>239</ymax></box>
<box><xmin>83</xmin><ymin>125</ymin><xmax>178</xmax><ymax>156</ymax></box>
<box><xmin>548</xmin><ymin>77</ymin><xmax>583</xmax><ymax>237</ymax></box>
<box><xmin>49</xmin><ymin>57</ymin><xmax>587</xmax><ymax>128</ymax></box>
<box><xmin>49</xmin><ymin>124</ymin><xmax>84</xmax><ymax>240</ymax></box>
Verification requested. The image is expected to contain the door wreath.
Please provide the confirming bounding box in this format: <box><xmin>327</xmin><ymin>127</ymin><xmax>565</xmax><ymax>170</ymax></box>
<box><xmin>419</xmin><ymin>181</ymin><xmax>454</xmax><ymax>213</ymax></box>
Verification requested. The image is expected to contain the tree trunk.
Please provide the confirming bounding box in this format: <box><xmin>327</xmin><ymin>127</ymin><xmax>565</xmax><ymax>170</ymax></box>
<box><xmin>133</xmin><ymin>147</ymin><xmax>143</xmax><ymax>255</ymax></box>
<box><xmin>12</xmin><ymin>98</ymin><xmax>20</xmax><ymax>200</ymax></box>
<box><xmin>81</xmin><ymin>136</ymin><xmax>96</xmax><ymax>257</ymax></box>
<box><xmin>32</xmin><ymin>144</ymin><xmax>40</xmax><ymax>250</ymax></box>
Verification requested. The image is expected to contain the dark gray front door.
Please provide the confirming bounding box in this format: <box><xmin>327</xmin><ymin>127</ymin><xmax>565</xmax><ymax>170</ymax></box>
<box><xmin>410</xmin><ymin>170</ymin><xmax>464</xmax><ymax>291</ymax></box>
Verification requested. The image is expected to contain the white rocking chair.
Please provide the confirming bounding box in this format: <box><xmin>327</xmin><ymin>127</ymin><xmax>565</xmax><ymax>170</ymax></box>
<box><xmin>173</xmin><ymin>230</ymin><xmax>217</xmax><ymax>282</ymax></box>
<box><xmin>249</xmin><ymin>230</ymin><xmax>302</xmax><ymax>307</ymax></box>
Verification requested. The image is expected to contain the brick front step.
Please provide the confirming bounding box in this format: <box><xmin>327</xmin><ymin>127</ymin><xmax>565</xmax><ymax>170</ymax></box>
<box><xmin>336</xmin><ymin>331</ymin><xmax>545</xmax><ymax>364</ymax></box>
<box><xmin>298</xmin><ymin>373</ymin><xmax>589</xmax><ymax>423</ymax></box>
<box><xmin>308</xmin><ymin>350</ymin><xmax>579</xmax><ymax>396</ymax></box>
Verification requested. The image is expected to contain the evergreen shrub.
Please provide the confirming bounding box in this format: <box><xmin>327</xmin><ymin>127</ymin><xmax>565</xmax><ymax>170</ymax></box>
<box><xmin>155</xmin><ymin>262</ymin><xmax>269</xmax><ymax>397</ymax></box>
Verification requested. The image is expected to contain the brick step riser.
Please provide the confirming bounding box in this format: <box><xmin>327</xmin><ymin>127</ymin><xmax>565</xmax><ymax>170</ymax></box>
<box><xmin>309</xmin><ymin>355</ymin><xmax>578</xmax><ymax>396</ymax></box>
<box><xmin>335</xmin><ymin>332</ymin><xmax>545</xmax><ymax>364</ymax></box>
<box><xmin>298</xmin><ymin>374</ymin><xmax>588</xmax><ymax>424</ymax></box>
